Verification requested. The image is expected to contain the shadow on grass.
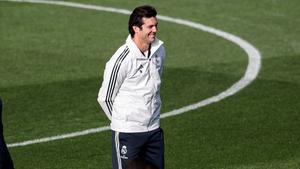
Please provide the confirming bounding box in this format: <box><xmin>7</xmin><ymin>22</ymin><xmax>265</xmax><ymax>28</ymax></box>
<box><xmin>0</xmin><ymin>66</ymin><xmax>240</xmax><ymax>143</ymax></box>
<box><xmin>163</xmin><ymin>76</ymin><xmax>300</xmax><ymax>169</ymax></box>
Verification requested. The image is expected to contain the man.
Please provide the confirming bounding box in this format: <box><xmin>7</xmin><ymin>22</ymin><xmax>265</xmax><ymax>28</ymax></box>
<box><xmin>97</xmin><ymin>5</ymin><xmax>165</xmax><ymax>169</ymax></box>
<box><xmin>0</xmin><ymin>98</ymin><xmax>14</xmax><ymax>169</ymax></box>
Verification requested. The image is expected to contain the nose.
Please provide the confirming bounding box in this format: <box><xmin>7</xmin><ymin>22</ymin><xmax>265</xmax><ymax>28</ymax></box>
<box><xmin>152</xmin><ymin>25</ymin><xmax>158</xmax><ymax>32</ymax></box>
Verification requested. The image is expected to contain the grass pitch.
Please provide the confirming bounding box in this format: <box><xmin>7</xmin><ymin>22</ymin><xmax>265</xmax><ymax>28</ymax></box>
<box><xmin>0</xmin><ymin>0</ymin><xmax>299</xmax><ymax>168</ymax></box>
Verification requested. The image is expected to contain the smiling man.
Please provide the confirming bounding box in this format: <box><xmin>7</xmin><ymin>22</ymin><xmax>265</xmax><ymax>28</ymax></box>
<box><xmin>97</xmin><ymin>5</ymin><xmax>166</xmax><ymax>169</ymax></box>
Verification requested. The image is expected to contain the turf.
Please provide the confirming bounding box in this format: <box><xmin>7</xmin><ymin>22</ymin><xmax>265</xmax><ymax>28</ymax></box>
<box><xmin>0</xmin><ymin>0</ymin><xmax>299</xmax><ymax>168</ymax></box>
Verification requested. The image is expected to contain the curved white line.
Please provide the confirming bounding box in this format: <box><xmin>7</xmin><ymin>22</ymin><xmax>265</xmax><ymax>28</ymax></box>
<box><xmin>4</xmin><ymin>0</ymin><xmax>261</xmax><ymax>148</ymax></box>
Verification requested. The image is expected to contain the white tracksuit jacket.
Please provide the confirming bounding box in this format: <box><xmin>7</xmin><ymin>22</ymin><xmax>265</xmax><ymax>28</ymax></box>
<box><xmin>97</xmin><ymin>35</ymin><xmax>165</xmax><ymax>133</ymax></box>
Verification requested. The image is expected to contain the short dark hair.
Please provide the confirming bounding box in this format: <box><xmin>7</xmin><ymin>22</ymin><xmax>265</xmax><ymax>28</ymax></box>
<box><xmin>128</xmin><ymin>5</ymin><xmax>157</xmax><ymax>37</ymax></box>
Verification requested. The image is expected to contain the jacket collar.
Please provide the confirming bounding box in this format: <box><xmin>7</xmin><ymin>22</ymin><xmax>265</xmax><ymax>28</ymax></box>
<box><xmin>126</xmin><ymin>35</ymin><xmax>163</xmax><ymax>59</ymax></box>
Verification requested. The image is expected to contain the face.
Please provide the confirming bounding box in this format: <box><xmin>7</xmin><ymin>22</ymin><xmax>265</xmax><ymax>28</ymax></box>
<box><xmin>133</xmin><ymin>17</ymin><xmax>158</xmax><ymax>45</ymax></box>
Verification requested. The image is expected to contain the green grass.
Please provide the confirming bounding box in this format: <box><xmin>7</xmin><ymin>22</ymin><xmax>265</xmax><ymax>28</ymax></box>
<box><xmin>0</xmin><ymin>0</ymin><xmax>299</xmax><ymax>168</ymax></box>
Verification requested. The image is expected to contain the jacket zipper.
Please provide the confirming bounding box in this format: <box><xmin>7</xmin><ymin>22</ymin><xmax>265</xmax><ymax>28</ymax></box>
<box><xmin>147</xmin><ymin>57</ymin><xmax>155</xmax><ymax>130</ymax></box>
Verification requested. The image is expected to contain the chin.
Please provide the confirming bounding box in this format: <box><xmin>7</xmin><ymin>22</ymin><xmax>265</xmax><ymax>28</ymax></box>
<box><xmin>149</xmin><ymin>37</ymin><xmax>156</xmax><ymax>43</ymax></box>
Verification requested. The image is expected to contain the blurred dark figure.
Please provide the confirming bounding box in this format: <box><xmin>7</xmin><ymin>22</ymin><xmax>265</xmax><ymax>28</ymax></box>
<box><xmin>0</xmin><ymin>98</ymin><xmax>14</xmax><ymax>169</ymax></box>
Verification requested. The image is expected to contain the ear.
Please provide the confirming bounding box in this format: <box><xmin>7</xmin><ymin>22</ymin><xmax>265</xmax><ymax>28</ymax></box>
<box><xmin>133</xmin><ymin>26</ymin><xmax>141</xmax><ymax>33</ymax></box>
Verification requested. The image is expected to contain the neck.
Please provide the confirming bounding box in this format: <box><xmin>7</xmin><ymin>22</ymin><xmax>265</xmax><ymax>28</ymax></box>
<box><xmin>132</xmin><ymin>37</ymin><xmax>150</xmax><ymax>52</ymax></box>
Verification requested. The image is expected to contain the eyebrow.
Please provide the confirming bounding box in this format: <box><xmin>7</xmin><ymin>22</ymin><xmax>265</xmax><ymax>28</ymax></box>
<box><xmin>146</xmin><ymin>23</ymin><xmax>158</xmax><ymax>27</ymax></box>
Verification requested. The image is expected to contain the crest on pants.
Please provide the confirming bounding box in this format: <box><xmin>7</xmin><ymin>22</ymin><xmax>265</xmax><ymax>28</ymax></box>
<box><xmin>121</xmin><ymin>145</ymin><xmax>127</xmax><ymax>155</ymax></box>
<box><xmin>120</xmin><ymin>145</ymin><xmax>128</xmax><ymax>159</ymax></box>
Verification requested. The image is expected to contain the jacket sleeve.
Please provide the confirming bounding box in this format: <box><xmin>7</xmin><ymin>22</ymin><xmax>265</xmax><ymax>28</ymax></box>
<box><xmin>97</xmin><ymin>47</ymin><xmax>130</xmax><ymax>120</ymax></box>
<box><xmin>159</xmin><ymin>45</ymin><xmax>166</xmax><ymax>76</ymax></box>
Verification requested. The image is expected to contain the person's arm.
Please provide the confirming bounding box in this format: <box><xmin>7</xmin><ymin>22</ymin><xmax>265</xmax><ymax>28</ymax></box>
<box><xmin>0</xmin><ymin>98</ymin><xmax>3</xmax><ymax>134</ymax></box>
<box><xmin>159</xmin><ymin>45</ymin><xmax>166</xmax><ymax>76</ymax></box>
<box><xmin>97</xmin><ymin>47</ymin><xmax>130</xmax><ymax>120</ymax></box>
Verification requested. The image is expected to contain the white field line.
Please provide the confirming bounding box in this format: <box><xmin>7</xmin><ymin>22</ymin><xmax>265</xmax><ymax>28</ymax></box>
<box><xmin>4</xmin><ymin>0</ymin><xmax>261</xmax><ymax>148</ymax></box>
